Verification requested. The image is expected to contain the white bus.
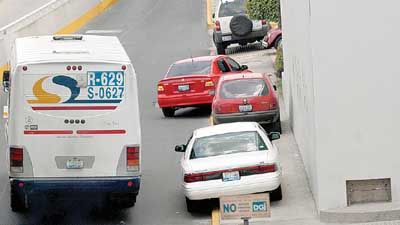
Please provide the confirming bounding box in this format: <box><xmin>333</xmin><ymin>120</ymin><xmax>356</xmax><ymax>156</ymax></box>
<box><xmin>2</xmin><ymin>35</ymin><xmax>141</xmax><ymax>212</ymax></box>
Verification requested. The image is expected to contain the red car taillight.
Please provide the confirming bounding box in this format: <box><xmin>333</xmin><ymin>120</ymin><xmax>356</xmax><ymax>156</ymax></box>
<box><xmin>157</xmin><ymin>84</ymin><xmax>165</xmax><ymax>93</ymax></box>
<box><xmin>127</xmin><ymin>146</ymin><xmax>140</xmax><ymax>172</ymax></box>
<box><xmin>205</xmin><ymin>80</ymin><xmax>215</xmax><ymax>95</ymax></box>
<box><xmin>10</xmin><ymin>147</ymin><xmax>23</xmax><ymax>173</ymax></box>
<box><xmin>215</xmin><ymin>20</ymin><xmax>221</xmax><ymax>31</ymax></box>
<box><xmin>269</xmin><ymin>102</ymin><xmax>278</xmax><ymax>109</ymax></box>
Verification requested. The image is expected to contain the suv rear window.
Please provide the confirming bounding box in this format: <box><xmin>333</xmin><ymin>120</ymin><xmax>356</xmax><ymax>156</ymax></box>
<box><xmin>167</xmin><ymin>60</ymin><xmax>212</xmax><ymax>77</ymax></box>
<box><xmin>218</xmin><ymin>0</ymin><xmax>246</xmax><ymax>17</ymax></box>
<box><xmin>220</xmin><ymin>79</ymin><xmax>269</xmax><ymax>99</ymax></box>
<box><xmin>190</xmin><ymin>131</ymin><xmax>267</xmax><ymax>159</ymax></box>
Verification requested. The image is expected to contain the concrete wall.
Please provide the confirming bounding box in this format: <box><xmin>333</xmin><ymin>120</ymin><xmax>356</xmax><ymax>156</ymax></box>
<box><xmin>280</xmin><ymin>0</ymin><xmax>320</xmax><ymax>209</ymax></box>
<box><xmin>0</xmin><ymin>0</ymin><xmax>103</xmax><ymax>66</ymax></box>
<box><xmin>282</xmin><ymin>0</ymin><xmax>400</xmax><ymax>212</ymax></box>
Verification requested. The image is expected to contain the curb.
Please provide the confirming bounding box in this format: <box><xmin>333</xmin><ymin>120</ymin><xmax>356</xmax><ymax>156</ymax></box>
<box><xmin>206</xmin><ymin>0</ymin><xmax>214</xmax><ymax>29</ymax></box>
<box><xmin>0</xmin><ymin>0</ymin><xmax>119</xmax><ymax>79</ymax></box>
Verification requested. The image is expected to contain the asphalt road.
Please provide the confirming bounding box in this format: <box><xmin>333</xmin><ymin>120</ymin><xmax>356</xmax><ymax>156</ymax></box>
<box><xmin>0</xmin><ymin>0</ymin><xmax>211</xmax><ymax>224</ymax></box>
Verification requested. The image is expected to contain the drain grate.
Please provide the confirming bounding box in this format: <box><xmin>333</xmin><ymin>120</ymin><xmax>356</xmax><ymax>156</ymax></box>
<box><xmin>346</xmin><ymin>178</ymin><xmax>391</xmax><ymax>206</ymax></box>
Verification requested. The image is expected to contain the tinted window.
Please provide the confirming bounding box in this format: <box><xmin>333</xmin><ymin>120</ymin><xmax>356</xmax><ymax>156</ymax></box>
<box><xmin>218</xmin><ymin>0</ymin><xmax>247</xmax><ymax>17</ymax></box>
<box><xmin>217</xmin><ymin>59</ymin><xmax>230</xmax><ymax>73</ymax></box>
<box><xmin>190</xmin><ymin>131</ymin><xmax>267</xmax><ymax>159</ymax></box>
<box><xmin>226</xmin><ymin>58</ymin><xmax>241</xmax><ymax>71</ymax></box>
<box><xmin>167</xmin><ymin>60</ymin><xmax>212</xmax><ymax>77</ymax></box>
<box><xmin>220</xmin><ymin>79</ymin><xmax>269</xmax><ymax>99</ymax></box>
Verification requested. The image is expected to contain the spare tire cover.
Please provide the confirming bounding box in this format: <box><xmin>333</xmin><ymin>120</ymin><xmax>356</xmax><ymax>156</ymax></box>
<box><xmin>230</xmin><ymin>15</ymin><xmax>253</xmax><ymax>37</ymax></box>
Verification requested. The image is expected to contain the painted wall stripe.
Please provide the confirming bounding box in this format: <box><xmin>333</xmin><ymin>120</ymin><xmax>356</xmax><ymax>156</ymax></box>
<box><xmin>77</xmin><ymin>129</ymin><xmax>126</xmax><ymax>135</ymax></box>
<box><xmin>32</xmin><ymin>106</ymin><xmax>117</xmax><ymax>111</ymax></box>
<box><xmin>24</xmin><ymin>130</ymin><xmax>73</xmax><ymax>135</ymax></box>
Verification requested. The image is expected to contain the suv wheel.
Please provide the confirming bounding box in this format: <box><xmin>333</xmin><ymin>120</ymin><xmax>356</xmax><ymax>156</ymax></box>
<box><xmin>216</xmin><ymin>43</ymin><xmax>226</xmax><ymax>55</ymax></box>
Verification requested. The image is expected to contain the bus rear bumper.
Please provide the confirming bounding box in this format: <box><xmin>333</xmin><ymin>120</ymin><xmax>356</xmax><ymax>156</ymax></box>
<box><xmin>10</xmin><ymin>177</ymin><xmax>141</xmax><ymax>196</ymax></box>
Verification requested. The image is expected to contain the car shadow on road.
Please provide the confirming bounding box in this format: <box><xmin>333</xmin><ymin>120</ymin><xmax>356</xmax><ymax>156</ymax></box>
<box><xmin>226</xmin><ymin>42</ymin><xmax>265</xmax><ymax>55</ymax></box>
<box><xmin>19</xmin><ymin>196</ymin><xmax>130</xmax><ymax>225</ymax></box>
<box><xmin>171</xmin><ymin>107</ymin><xmax>211</xmax><ymax>119</ymax></box>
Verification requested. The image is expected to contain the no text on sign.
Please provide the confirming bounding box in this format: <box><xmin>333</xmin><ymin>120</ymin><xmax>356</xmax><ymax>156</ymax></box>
<box><xmin>220</xmin><ymin>193</ymin><xmax>271</xmax><ymax>220</ymax></box>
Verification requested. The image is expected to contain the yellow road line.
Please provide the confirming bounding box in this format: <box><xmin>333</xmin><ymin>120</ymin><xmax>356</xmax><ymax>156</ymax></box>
<box><xmin>0</xmin><ymin>64</ymin><xmax>9</xmax><ymax>80</ymax></box>
<box><xmin>1</xmin><ymin>0</ymin><xmax>119</xmax><ymax>80</ymax></box>
<box><xmin>56</xmin><ymin>0</ymin><xmax>118</xmax><ymax>34</ymax></box>
<box><xmin>206</xmin><ymin>0</ymin><xmax>214</xmax><ymax>29</ymax></box>
<box><xmin>211</xmin><ymin>208</ymin><xmax>220</xmax><ymax>225</ymax></box>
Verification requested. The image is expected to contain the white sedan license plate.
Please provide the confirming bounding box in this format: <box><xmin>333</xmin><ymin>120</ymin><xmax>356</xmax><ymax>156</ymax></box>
<box><xmin>239</xmin><ymin>104</ymin><xmax>253</xmax><ymax>112</ymax></box>
<box><xmin>178</xmin><ymin>84</ymin><xmax>190</xmax><ymax>92</ymax></box>
<box><xmin>223</xmin><ymin>171</ymin><xmax>240</xmax><ymax>182</ymax></box>
<box><xmin>66</xmin><ymin>159</ymin><xmax>84</xmax><ymax>169</ymax></box>
<box><xmin>222</xmin><ymin>36</ymin><xmax>232</xmax><ymax>41</ymax></box>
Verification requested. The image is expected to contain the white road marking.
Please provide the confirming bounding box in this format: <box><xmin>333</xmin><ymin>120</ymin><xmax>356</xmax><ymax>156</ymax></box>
<box><xmin>85</xmin><ymin>29</ymin><xmax>122</xmax><ymax>34</ymax></box>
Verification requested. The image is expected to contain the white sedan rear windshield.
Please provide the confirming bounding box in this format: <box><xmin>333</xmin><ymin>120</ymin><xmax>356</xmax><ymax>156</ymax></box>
<box><xmin>220</xmin><ymin>79</ymin><xmax>269</xmax><ymax>99</ymax></box>
<box><xmin>167</xmin><ymin>60</ymin><xmax>211</xmax><ymax>77</ymax></box>
<box><xmin>190</xmin><ymin>131</ymin><xmax>267</xmax><ymax>159</ymax></box>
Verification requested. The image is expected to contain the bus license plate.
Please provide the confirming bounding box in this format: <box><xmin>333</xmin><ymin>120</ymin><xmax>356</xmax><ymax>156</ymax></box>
<box><xmin>178</xmin><ymin>85</ymin><xmax>190</xmax><ymax>92</ymax></box>
<box><xmin>66</xmin><ymin>159</ymin><xmax>84</xmax><ymax>169</ymax></box>
<box><xmin>239</xmin><ymin>104</ymin><xmax>252</xmax><ymax>112</ymax></box>
<box><xmin>223</xmin><ymin>171</ymin><xmax>240</xmax><ymax>182</ymax></box>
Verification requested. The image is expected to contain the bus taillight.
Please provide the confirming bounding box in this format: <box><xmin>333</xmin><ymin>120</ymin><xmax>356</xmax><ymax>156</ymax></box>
<box><xmin>127</xmin><ymin>146</ymin><xmax>139</xmax><ymax>172</ymax></box>
<box><xmin>10</xmin><ymin>147</ymin><xmax>23</xmax><ymax>173</ymax></box>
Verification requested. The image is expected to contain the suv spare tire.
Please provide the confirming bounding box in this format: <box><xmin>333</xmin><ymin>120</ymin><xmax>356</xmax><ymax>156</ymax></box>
<box><xmin>230</xmin><ymin>15</ymin><xmax>253</xmax><ymax>37</ymax></box>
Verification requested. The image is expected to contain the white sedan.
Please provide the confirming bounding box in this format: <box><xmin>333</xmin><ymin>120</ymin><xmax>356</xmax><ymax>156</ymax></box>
<box><xmin>175</xmin><ymin>122</ymin><xmax>282</xmax><ymax>212</ymax></box>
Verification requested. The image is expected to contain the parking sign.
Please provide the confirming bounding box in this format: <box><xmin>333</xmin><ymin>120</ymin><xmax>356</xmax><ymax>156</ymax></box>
<box><xmin>220</xmin><ymin>193</ymin><xmax>270</xmax><ymax>220</ymax></box>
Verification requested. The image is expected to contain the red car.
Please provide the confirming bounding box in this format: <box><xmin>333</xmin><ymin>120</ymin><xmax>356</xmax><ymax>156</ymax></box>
<box><xmin>212</xmin><ymin>73</ymin><xmax>281</xmax><ymax>133</ymax></box>
<box><xmin>262</xmin><ymin>28</ymin><xmax>282</xmax><ymax>49</ymax></box>
<box><xmin>157</xmin><ymin>55</ymin><xmax>250</xmax><ymax>117</ymax></box>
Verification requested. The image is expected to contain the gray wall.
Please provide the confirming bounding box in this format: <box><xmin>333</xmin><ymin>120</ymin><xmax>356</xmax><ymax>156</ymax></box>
<box><xmin>281</xmin><ymin>0</ymin><xmax>320</xmax><ymax>209</ymax></box>
<box><xmin>282</xmin><ymin>0</ymin><xmax>400</xmax><ymax>211</ymax></box>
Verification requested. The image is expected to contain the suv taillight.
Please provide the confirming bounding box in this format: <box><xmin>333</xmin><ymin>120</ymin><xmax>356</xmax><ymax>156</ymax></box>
<box><xmin>10</xmin><ymin>147</ymin><xmax>23</xmax><ymax>173</ymax></box>
<box><xmin>127</xmin><ymin>146</ymin><xmax>140</xmax><ymax>172</ymax></box>
<box><xmin>215</xmin><ymin>20</ymin><xmax>221</xmax><ymax>31</ymax></box>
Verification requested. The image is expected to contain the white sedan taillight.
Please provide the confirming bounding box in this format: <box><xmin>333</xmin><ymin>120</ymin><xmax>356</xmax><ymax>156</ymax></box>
<box><xmin>10</xmin><ymin>147</ymin><xmax>23</xmax><ymax>173</ymax></box>
<box><xmin>127</xmin><ymin>146</ymin><xmax>140</xmax><ymax>172</ymax></box>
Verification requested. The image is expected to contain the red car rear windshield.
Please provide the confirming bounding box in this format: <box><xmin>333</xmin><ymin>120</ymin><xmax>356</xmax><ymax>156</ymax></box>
<box><xmin>220</xmin><ymin>79</ymin><xmax>269</xmax><ymax>99</ymax></box>
<box><xmin>167</xmin><ymin>60</ymin><xmax>212</xmax><ymax>77</ymax></box>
